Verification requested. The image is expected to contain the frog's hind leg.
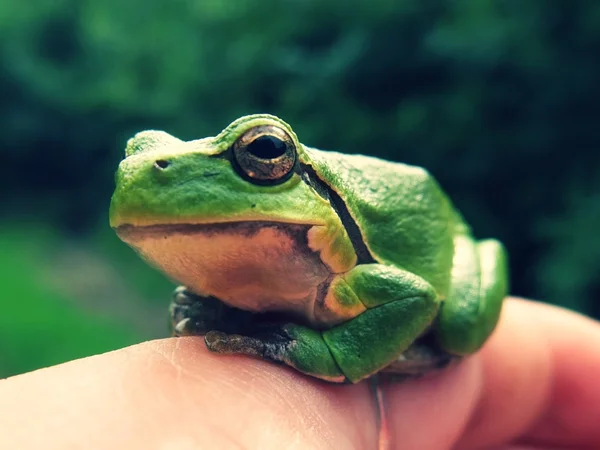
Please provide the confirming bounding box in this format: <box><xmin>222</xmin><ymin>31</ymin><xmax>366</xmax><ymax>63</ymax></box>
<box><xmin>206</xmin><ymin>264</ymin><xmax>442</xmax><ymax>383</ymax></box>
<box><xmin>435</xmin><ymin>236</ymin><xmax>509</xmax><ymax>355</ymax></box>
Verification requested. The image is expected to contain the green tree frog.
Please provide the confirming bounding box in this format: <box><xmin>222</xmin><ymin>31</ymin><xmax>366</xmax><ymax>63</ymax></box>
<box><xmin>110</xmin><ymin>114</ymin><xmax>508</xmax><ymax>383</ymax></box>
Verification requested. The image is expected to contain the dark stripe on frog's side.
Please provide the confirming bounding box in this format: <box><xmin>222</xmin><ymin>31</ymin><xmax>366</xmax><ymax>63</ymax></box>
<box><xmin>298</xmin><ymin>163</ymin><xmax>376</xmax><ymax>265</ymax></box>
<box><xmin>209</xmin><ymin>147</ymin><xmax>375</xmax><ymax>265</ymax></box>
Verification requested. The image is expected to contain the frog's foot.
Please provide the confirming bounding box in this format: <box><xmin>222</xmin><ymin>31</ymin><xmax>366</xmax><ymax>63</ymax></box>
<box><xmin>204</xmin><ymin>324</ymin><xmax>347</xmax><ymax>383</ymax></box>
<box><xmin>379</xmin><ymin>336</ymin><xmax>459</xmax><ymax>380</ymax></box>
<box><xmin>170</xmin><ymin>286</ymin><xmax>222</xmax><ymax>336</ymax></box>
<box><xmin>169</xmin><ymin>286</ymin><xmax>254</xmax><ymax>336</ymax></box>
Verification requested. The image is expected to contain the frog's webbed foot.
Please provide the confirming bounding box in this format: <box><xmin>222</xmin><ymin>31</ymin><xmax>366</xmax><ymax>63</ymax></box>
<box><xmin>169</xmin><ymin>286</ymin><xmax>254</xmax><ymax>336</ymax></box>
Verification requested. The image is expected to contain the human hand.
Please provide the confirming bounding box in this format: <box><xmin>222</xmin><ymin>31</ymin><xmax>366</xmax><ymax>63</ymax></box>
<box><xmin>1</xmin><ymin>298</ymin><xmax>599</xmax><ymax>449</ymax></box>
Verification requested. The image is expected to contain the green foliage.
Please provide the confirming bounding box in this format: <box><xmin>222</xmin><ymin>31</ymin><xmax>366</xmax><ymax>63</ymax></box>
<box><xmin>90</xmin><ymin>226</ymin><xmax>174</xmax><ymax>304</ymax></box>
<box><xmin>1</xmin><ymin>0</ymin><xmax>599</xmax><ymax>375</ymax></box>
<box><xmin>535</xmin><ymin>172</ymin><xmax>600</xmax><ymax>317</ymax></box>
<box><xmin>0</xmin><ymin>227</ymin><xmax>141</xmax><ymax>377</ymax></box>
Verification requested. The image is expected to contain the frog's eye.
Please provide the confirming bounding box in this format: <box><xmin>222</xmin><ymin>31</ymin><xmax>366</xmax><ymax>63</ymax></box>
<box><xmin>232</xmin><ymin>125</ymin><xmax>296</xmax><ymax>184</ymax></box>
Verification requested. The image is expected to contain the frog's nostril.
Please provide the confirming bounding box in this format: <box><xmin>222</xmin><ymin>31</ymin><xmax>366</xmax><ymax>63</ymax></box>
<box><xmin>154</xmin><ymin>160</ymin><xmax>171</xmax><ymax>170</ymax></box>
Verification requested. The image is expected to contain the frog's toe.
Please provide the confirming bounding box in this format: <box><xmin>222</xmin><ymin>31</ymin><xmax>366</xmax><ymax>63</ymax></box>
<box><xmin>169</xmin><ymin>288</ymin><xmax>258</xmax><ymax>337</ymax></box>
<box><xmin>173</xmin><ymin>318</ymin><xmax>194</xmax><ymax>336</ymax></box>
<box><xmin>172</xmin><ymin>285</ymin><xmax>195</xmax><ymax>305</ymax></box>
<box><xmin>169</xmin><ymin>300</ymin><xmax>200</xmax><ymax>335</ymax></box>
<box><xmin>168</xmin><ymin>288</ymin><xmax>227</xmax><ymax>336</ymax></box>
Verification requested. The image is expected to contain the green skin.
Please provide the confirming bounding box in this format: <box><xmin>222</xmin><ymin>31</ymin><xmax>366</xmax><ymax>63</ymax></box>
<box><xmin>110</xmin><ymin>114</ymin><xmax>508</xmax><ymax>383</ymax></box>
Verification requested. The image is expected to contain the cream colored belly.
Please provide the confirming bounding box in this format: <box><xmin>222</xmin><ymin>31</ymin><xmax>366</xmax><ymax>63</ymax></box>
<box><xmin>118</xmin><ymin>223</ymin><xmax>331</xmax><ymax>321</ymax></box>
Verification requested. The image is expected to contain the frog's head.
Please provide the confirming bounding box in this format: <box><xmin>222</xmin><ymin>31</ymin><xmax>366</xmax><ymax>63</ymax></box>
<box><xmin>110</xmin><ymin>114</ymin><xmax>315</xmax><ymax>229</ymax></box>
<box><xmin>109</xmin><ymin>115</ymin><xmax>356</xmax><ymax>309</ymax></box>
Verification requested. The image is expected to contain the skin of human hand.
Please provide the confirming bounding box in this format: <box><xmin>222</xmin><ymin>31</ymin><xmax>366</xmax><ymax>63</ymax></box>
<box><xmin>0</xmin><ymin>298</ymin><xmax>599</xmax><ymax>450</ymax></box>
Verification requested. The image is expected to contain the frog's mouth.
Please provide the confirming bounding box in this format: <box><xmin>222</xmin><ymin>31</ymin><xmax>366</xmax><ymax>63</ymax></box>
<box><xmin>115</xmin><ymin>221</ymin><xmax>311</xmax><ymax>242</ymax></box>
<box><xmin>114</xmin><ymin>221</ymin><xmax>332</xmax><ymax>317</ymax></box>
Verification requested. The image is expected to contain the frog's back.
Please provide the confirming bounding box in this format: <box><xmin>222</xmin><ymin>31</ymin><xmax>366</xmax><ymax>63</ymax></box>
<box><xmin>304</xmin><ymin>147</ymin><xmax>458</xmax><ymax>297</ymax></box>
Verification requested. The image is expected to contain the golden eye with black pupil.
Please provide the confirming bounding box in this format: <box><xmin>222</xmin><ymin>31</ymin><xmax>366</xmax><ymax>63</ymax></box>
<box><xmin>232</xmin><ymin>125</ymin><xmax>296</xmax><ymax>184</ymax></box>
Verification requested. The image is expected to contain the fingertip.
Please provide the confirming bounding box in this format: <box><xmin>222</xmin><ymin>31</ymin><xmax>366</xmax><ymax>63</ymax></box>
<box><xmin>453</xmin><ymin>299</ymin><xmax>600</xmax><ymax>449</ymax></box>
<box><xmin>455</xmin><ymin>299</ymin><xmax>553</xmax><ymax>449</ymax></box>
<box><xmin>518</xmin><ymin>301</ymin><xmax>600</xmax><ymax>447</ymax></box>
<box><xmin>382</xmin><ymin>298</ymin><xmax>560</xmax><ymax>450</ymax></box>
<box><xmin>382</xmin><ymin>355</ymin><xmax>484</xmax><ymax>450</ymax></box>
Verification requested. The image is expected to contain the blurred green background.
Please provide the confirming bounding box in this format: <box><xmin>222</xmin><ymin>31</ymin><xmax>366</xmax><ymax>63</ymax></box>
<box><xmin>1</xmin><ymin>0</ymin><xmax>599</xmax><ymax>378</ymax></box>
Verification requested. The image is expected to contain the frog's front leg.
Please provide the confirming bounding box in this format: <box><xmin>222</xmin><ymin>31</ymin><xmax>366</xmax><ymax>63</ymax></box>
<box><xmin>206</xmin><ymin>265</ymin><xmax>441</xmax><ymax>383</ymax></box>
<box><xmin>170</xmin><ymin>286</ymin><xmax>255</xmax><ymax>336</ymax></box>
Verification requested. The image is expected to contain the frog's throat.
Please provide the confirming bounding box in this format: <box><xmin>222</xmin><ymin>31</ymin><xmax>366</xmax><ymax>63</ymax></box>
<box><xmin>114</xmin><ymin>222</ymin><xmax>320</xmax><ymax>265</ymax></box>
<box><xmin>115</xmin><ymin>221</ymin><xmax>339</xmax><ymax>326</ymax></box>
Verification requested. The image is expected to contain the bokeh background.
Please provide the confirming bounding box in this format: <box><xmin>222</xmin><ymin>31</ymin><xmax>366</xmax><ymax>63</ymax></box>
<box><xmin>1</xmin><ymin>1</ymin><xmax>599</xmax><ymax>378</ymax></box>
